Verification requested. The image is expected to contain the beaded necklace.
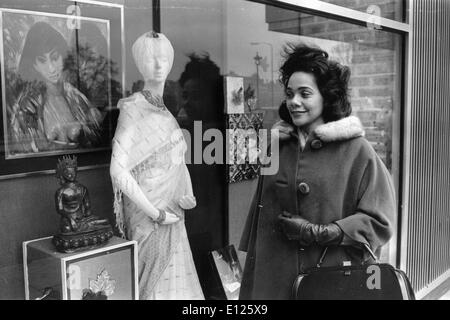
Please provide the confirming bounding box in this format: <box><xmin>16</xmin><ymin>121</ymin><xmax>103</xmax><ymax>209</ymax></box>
<box><xmin>141</xmin><ymin>90</ymin><xmax>167</xmax><ymax>112</ymax></box>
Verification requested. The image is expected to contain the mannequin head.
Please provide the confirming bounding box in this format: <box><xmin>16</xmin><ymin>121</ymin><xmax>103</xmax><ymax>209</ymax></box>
<box><xmin>132</xmin><ymin>31</ymin><xmax>174</xmax><ymax>85</ymax></box>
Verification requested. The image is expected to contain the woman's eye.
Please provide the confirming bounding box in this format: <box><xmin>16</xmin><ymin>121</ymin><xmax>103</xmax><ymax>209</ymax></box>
<box><xmin>37</xmin><ymin>56</ymin><xmax>46</xmax><ymax>64</ymax></box>
<box><xmin>301</xmin><ymin>91</ymin><xmax>311</xmax><ymax>98</ymax></box>
<box><xmin>50</xmin><ymin>52</ymin><xmax>60</xmax><ymax>61</ymax></box>
<box><xmin>285</xmin><ymin>91</ymin><xmax>294</xmax><ymax>98</ymax></box>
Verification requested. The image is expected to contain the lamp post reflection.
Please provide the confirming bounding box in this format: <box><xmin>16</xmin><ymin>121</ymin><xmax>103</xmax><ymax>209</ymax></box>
<box><xmin>253</xmin><ymin>51</ymin><xmax>262</xmax><ymax>108</ymax></box>
<box><xmin>251</xmin><ymin>42</ymin><xmax>274</xmax><ymax>108</ymax></box>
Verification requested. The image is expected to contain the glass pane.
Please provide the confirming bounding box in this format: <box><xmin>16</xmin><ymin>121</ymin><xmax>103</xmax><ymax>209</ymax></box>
<box><xmin>161</xmin><ymin>0</ymin><xmax>227</xmax><ymax>300</ymax></box>
<box><xmin>161</xmin><ymin>0</ymin><xmax>403</xmax><ymax>267</ymax></box>
<box><xmin>319</xmin><ymin>0</ymin><xmax>405</xmax><ymax>22</ymax></box>
<box><xmin>223</xmin><ymin>0</ymin><xmax>403</xmax><ymax>264</ymax></box>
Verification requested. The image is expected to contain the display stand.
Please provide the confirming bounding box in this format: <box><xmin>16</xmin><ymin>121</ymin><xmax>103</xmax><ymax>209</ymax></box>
<box><xmin>23</xmin><ymin>236</ymin><xmax>138</xmax><ymax>300</ymax></box>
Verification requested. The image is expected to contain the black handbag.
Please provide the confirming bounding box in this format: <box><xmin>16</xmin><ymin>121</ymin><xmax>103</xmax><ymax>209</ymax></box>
<box><xmin>292</xmin><ymin>245</ymin><xmax>415</xmax><ymax>300</ymax></box>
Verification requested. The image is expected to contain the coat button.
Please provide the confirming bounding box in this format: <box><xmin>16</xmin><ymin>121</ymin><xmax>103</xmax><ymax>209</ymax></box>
<box><xmin>298</xmin><ymin>182</ymin><xmax>310</xmax><ymax>194</ymax></box>
<box><xmin>311</xmin><ymin>139</ymin><xmax>323</xmax><ymax>150</ymax></box>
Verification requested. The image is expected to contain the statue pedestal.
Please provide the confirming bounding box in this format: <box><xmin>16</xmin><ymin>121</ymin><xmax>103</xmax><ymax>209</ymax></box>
<box><xmin>23</xmin><ymin>236</ymin><xmax>138</xmax><ymax>300</ymax></box>
<box><xmin>52</xmin><ymin>224</ymin><xmax>114</xmax><ymax>253</ymax></box>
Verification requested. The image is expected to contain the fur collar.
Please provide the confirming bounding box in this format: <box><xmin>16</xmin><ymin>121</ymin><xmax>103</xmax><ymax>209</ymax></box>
<box><xmin>314</xmin><ymin>116</ymin><xmax>365</xmax><ymax>142</ymax></box>
<box><xmin>273</xmin><ymin>116</ymin><xmax>365</xmax><ymax>143</ymax></box>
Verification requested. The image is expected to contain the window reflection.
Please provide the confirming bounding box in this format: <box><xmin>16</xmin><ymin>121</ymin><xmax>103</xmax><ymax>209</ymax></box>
<box><xmin>318</xmin><ymin>0</ymin><xmax>405</xmax><ymax>22</ymax></box>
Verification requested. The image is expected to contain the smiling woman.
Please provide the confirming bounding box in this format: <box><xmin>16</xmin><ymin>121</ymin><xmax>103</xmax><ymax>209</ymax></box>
<box><xmin>285</xmin><ymin>72</ymin><xmax>324</xmax><ymax>134</ymax></box>
<box><xmin>239</xmin><ymin>43</ymin><xmax>396</xmax><ymax>299</ymax></box>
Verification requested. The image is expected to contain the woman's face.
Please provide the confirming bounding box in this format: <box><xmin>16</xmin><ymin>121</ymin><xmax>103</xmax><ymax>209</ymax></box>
<box><xmin>285</xmin><ymin>71</ymin><xmax>324</xmax><ymax>132</ymax></box>
<box><xmin>33</xmin><ymin>48</ymin><xmax>63</xmax><ymax>85</ymax></box>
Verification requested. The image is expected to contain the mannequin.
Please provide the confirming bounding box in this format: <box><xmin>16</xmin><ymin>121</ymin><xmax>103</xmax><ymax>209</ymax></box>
<box><xmin>110</xmin><ymin>31</ymin><xmax>204</xmax><ymax>300</ymax></box>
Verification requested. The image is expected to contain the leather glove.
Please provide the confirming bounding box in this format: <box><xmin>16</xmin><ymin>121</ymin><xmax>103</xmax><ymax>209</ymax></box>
<box><xmin>278</xmin><ymin>211</ymin><xmax>343</xmax><ymax>246</ymax></box>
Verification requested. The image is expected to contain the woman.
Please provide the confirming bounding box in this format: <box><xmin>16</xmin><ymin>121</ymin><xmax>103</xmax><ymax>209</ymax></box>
<box><xmin>239</xmin><ymin>44</ymin><xmax>396</xmax><ymax>300</ymax></box>
<box><xmin>12</xmin><ymin>21</ymin><xmax>102</xmax><ymax>153</ymax></box>
<box><xmin>110</xmin><ymin>31</ymin><xmax>204</xmax><ymax>300</ymax></box>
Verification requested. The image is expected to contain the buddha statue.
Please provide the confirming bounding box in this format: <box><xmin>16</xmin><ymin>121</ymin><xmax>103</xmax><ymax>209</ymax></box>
<box><xmin>52</xmin><ymin>155</ymin><xmax>113</xmax><ymax>252</ymax></box>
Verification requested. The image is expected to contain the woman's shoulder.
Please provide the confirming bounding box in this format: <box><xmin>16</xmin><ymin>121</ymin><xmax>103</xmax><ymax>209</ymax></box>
<box><xmin>339</xmin><ymin>136</ymin><xmax>383</xmax><ymax>166</ymax></box>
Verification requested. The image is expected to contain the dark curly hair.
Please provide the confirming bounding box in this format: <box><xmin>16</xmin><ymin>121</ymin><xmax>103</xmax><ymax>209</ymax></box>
<box><xmin>278</xmin><ymin>43</ymin><xmax>351</xmax><ymax>124</ymax></box>
<box><xmin>18</xmin><ymin>22</ymin><xmax>69</xmax><ymax>82</ymax></box>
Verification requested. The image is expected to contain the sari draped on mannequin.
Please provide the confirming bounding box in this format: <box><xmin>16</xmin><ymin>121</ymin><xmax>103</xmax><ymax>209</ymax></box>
<box><xmin>111</xmin><ymin>92</ymin><xmax>204</xmax><ymax>300</ymax></box>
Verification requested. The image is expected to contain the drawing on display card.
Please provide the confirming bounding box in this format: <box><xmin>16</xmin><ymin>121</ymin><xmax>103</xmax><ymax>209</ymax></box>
<box><xmin>224</xmin><ymin>75</ymin><xmax>245</xmax><ymax>114</ymax></box>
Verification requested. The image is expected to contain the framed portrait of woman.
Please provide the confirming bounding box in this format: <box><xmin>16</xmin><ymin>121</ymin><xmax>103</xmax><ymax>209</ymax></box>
<box><xmin>0</xmin><ymin>0</ymin><xmax>124</xmax><ymax>179</ymax></box>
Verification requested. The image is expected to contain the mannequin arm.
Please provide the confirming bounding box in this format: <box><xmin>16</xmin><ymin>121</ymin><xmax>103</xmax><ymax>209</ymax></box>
<box><xmin>178</xmin><ymin>167</ymin><xmax>196</xmax><ymax>210</ymax></box>
<box><xmin>110</xmin><ymin>140</ymin><xmax>160</xmax><ymax>220</ymax></box>
<box><xmin>110</xmin><ymin>108</ymin><xmax>179</xmax><ymax>224</ymax></box>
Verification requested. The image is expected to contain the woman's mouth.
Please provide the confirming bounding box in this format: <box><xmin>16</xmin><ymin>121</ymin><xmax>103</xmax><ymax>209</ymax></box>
<box><xmin>48</xmin><ymin>73</ymin><xmax>60</xmax><ymax>82</ymax></box>
<box><xmin>291</xmin><ymin>110</ymin><xmax>308</xmax><ymax>115</ymax></box>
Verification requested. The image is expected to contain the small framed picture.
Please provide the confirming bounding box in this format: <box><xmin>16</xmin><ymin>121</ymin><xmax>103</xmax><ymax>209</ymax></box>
<box><xmin>224</xmin><ymin>76</ymin><xmax>244</xmax><ymax>114</ymax></box>
<box><xmin>210</xmin><ymin>245</ymin><xmax>243</xmax><ymax>300</ymax></box>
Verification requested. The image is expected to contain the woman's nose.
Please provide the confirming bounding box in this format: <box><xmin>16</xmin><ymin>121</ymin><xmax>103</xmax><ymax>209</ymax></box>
<box><xmin>290</xmin><ymin>93</ymin><xmax>303</xmax><ymax>106</ymax></box>
<box><xmin>48</xmin><ymin>61</ymin><xmax>56</xmax><ymax>72</ymax></box>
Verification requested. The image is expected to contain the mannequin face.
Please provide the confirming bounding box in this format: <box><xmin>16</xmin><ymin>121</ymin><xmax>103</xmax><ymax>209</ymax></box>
<box><xmin>139</xmin><ymin>45</ymin><xmax>172</xmax><ymax>83</ymax></box>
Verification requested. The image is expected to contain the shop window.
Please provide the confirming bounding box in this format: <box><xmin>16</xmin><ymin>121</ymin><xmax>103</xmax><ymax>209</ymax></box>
<box><xmin>161</xmin><ymin>0</ymin><xmax>227</xmax><ymax>300</ymax></box>
<box><xmin>159</xmin><ymin>0</ymin><xmax>403</xmax><ymax>266</ymax></box>
<box><xmin>228</xmin><ymin>0</ymin><xmax>403</xmax><ymax>264</ymax></box>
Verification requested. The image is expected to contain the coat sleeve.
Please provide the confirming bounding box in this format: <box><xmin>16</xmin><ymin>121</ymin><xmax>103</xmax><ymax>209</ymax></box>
<box><xmin>334</xmin><ymin>150</ymin><xmax>396</xmax><ymax>252</ymax></box>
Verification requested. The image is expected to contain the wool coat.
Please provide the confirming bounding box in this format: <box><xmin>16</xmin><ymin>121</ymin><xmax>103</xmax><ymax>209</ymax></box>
<box><xmin>238</xmin><ymin>116</ymin><xmax>396</xmax><ymax>300</ymax></box>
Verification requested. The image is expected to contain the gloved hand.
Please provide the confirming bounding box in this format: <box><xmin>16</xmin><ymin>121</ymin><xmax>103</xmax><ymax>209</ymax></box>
<box><xmin>278</xmin><ymin>211</ymin><xmax>343</xmax><ymax>246</ymax></box>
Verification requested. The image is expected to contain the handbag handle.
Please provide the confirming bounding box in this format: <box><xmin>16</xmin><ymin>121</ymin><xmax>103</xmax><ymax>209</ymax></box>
<box><xmin>316</xmin><ymin>243</ymin><xmax>379</xmax><ymax>268</ymax></box>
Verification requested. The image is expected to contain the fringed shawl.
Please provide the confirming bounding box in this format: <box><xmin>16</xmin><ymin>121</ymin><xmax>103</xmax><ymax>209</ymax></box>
<box><xmin>110</xmin><ymin>92</ymin><xmax>191</xmax><ymax>297</ymax></box>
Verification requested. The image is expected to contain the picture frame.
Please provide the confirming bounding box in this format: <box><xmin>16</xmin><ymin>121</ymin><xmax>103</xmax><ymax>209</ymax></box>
<box><xmin>0</xmin><ymin>0</ymin><xmax>124</xmax><ymax>179</ymax></box>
